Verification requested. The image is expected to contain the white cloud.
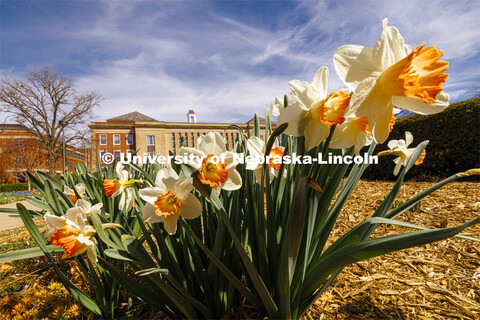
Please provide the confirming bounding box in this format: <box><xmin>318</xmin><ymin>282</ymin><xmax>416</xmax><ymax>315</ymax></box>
<box><xmin>2</xmin><ymin>0</ymin><xmax>478</xmax><ymax>125</ymax></box>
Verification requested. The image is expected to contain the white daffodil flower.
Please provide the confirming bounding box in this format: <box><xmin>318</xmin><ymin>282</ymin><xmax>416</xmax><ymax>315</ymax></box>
<box><xmin>334</xmin><ymin>18</ymin><xmax>449</xmax><ymax>144</ymax></box>
<box><xmin>329</xmin><ymin>115</ymin><xmax>373</xmax><ymax>155</ymax></box>
<box><xmin>246</xmin><ymin>136</ymin><xmax>286</xmax><ymax>183</ymax></box>
<box><xmin>139</xmin><ymin>168</ymin><xmax>202</xmax><ymax>235</ymax></box>
<box><xmin>74</xmin><ymin>199</ymin><xmax>108</xmax><ymax>219</ymax></box>
<box><xmin>277</xmin><ymin>66</ymin><xmax>351</xmax><ymax>151</ymax></box>
<box><xmin>179</xmin><ymin>132</ymin><xmax>242</xmax><ymax>194</ymax></box>
<box><xmin>379</xmin><ymin>131</ymin><xmax>426</xmax><ymax>175</ymax></box>
<box><xmin>63</xmin><ymin>183</ymin><xmax>89</xmax><ymax>204</ymax></box>
<box><xmin>44</xmin><ymin>209</ymin><xmax>98</xmax><ymax>262</ymax></box>
<box><xmin>266</xmin><ymin>95</ymin><xmax>286</xmax><ymax>117</ymax></box>
<box><xmin>103</xmin><ymin>162</ymin><xmax>136</xmax><ymax>211</ymax></box>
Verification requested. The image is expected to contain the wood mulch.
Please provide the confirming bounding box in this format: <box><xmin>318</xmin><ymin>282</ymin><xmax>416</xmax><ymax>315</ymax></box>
<box><xmin>304</xmin><ymin>180</ymin><xmax>479</xmax><ymax>320</ymax></box>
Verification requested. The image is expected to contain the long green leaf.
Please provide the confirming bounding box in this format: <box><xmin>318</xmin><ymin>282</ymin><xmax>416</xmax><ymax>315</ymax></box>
<box><xmin>0</xmin><ymin>245</ymin><xmax>64</xmax><ymax>262</ymax></box>
<box><xmin>16</xmin><ymin>203</ymin><xmax>102</xmax><ymax>316</ymax></box>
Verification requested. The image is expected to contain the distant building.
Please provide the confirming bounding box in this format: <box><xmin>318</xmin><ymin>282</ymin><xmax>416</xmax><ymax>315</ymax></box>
<box><xmin>187</xmin><ymin>109</ymin><xmax>197</xmax><ymax>123</ymax></box>
<box><xmin>89</xmin><ymin>110</ymin><xmax>273</xmax><ymax>169</ymax></box>
<box><xmin>0</xmin><ymin>124</ymin><xmax>90</xmax><ymax>184</ymax></box>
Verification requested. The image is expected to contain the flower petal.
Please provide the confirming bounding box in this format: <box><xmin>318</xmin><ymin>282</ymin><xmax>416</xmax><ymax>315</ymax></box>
<box><xmin>163</xmin><ymin>215</ymin><xmax>179</xmax><ymax>235</ymax></box>
<box><xmin>75</xmin><ymin>199</ymin><xmax>91</xmax><ymax>212</ymax></box>
<box><xmin>405</xmin><ymin>131</ymin><xmax>413</xmax><ymax>147</ymax></box>
<box><xmin>277</xmin><ymin>99</ymin><xmax>309</xmax><ymax>136</ymax></box>
<box><xmin>143</xmin><ymin>202</ymin><xmax>163</xmax><ymax>224</ymax></box>
<box><xmin>173</xmin><ymin>173</ymin><xmax>194</xmax><ymax>200</ymax></box>
<box><xmin>44</xmin><ymin>213</ymin><xmax>66</xmax><ymax>228</ymax></box>
<box><xmin>86</xmin><ymin>245</ymin><xmax>97</xmax><ymax>262</ymax></box>
<box><xmin>247</xmin><ymin>136</ymin><xmax>265</xmax><ymax>157</ymax></box>
<box><xmin>334</xmin><ymin>45</ymin><xmax>379</xmax><ymax>89</ymax></box>
<box><xmin>369</xmin><ymin>104</ymin><xmax>394</xmax><ymax>144</ymax></box>
<box><xmin>372</xmin><ymin>19</ymin><xmax>411</xmax><ymax>70</ymax></box>
<box><xmin>198</xmin><ymin>132</ymin><xmax>226</xmax><ymax>156</ymax></box>
<box><xmin>115</xmin><ymin>162</ymin><xmax>124</xmax><ymax>178</ymax></box>
<box><xmin>180</xmin><ymin>194</ymin><xmax>202</xmax><ymax>219</ymax></box>
<box><xmin>222</xmin><ymin>168</ymin><xmax>242</xmax><ymax>190</ymax></box>
<box><xmin>350</xmin><ymin>77</ymin><xmax>392</xmax><ymax>117</ymax></box>
<box><xmin>139</xmin><ymin>187</ymin><xmax>164</xmax><ymax>204</ymax></box>
<box><xmin>330</xmin><ymin>122</ymin><xmax>355</xmax><ymax>150</ymax></box>
<box><xmin>90</xmin><ymin>203</ymin><xmax>103</xmax><ymax>214</ymax></box>
<box><xmin>142</xmin><ymin>202</ymin><xmax>155</xmax><ymax>219</ymax></box>
<box><xmin>178</xmin><ymin>147</ymin><xmax>205</xmax><ymax>169</ymax></box>
<box><xmin>310</xmin><ymin>66</ymin><xmax>329</xmax><ymax>101</ymax></box>
<box><xmin>289</xmin><ymin>80</ymin><xmax>317</xmax><ymax>108</ymax></box>
<box><xmin>392</xmin><ymin>91</ymin><xmax>449</xmax><ymax>115</ymax></box>
<box><xmin>74</xmin><ymin>183</ymin><xmax>86</xmax><ymax>195</ymax></box>
<box><xmin>156</xmin><ymin>168</ymin><xmax>179</xmax><ymax>191</ymax></box>
<box><xmin>304</xmin><ymin>121</ymin><xmax>330</xmax><ymax>151</ymax></box>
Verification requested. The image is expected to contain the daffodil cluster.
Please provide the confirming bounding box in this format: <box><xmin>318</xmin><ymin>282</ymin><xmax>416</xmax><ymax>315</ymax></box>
<box><xmin>275</xmin><ymin>18</ymin><xmax>449</xmax><ymax>155</ymax></box>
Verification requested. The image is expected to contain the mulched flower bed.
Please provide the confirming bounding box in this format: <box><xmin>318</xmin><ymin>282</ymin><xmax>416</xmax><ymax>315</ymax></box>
<box><xmin>1</xmin><ymin>181</ymin><xmax>479</xmax><ymax>319</ymax></box>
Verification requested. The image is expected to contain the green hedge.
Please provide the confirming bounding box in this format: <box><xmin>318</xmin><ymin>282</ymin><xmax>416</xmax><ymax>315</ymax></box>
<box><xmin>362</xmin><ymin>97</ymin><xmax>480</xmax><ymax>181</ymax></box>
<box><xmin>0</xmin><ymin>183</ymin><xmax>29</xmax><ymax>192</ymax></box>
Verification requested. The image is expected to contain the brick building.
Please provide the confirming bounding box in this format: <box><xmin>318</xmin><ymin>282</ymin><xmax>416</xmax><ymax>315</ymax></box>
<box><xmin>89</xmin><ymin>110</ymin><xmax>272</xmax><ymax>169</ymax></box>
<box><xmin>0</xmin><ymin>124</ymin><xmax>90</xmax><ymax>183</ymax></box>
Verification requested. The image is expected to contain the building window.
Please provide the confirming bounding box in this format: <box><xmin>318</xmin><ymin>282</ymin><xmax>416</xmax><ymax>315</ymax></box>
<box><xmin>114</xmin><ymin>150</ymin><xmax>121</xmax><ymax>161</ymax></box>
<box><xmin>74</xmin><ymin>163</ymin><xmax>76</xmax><ymax>170</ymax></box>
<box><xmin>57</xmin><ymin>159</ymin><xmax>59</xmax><ymax>168</ymax></box>
<box><xmin>148</xmin><ymin>152</ymin><xmax>155</xmax><ymax>157</ymax></box>
<box><xmin>184</xmin><ymin>132</ymin><xmax>188</xmax><ymax>144</ymax></box>
<box><xmin>99</xmin><ymin>134</ymin><xmax>107</xmax><ymax>145</ymax></box>
<box><xmin>126</xmin><ymin>134</ymin><xmax>134</xmax><ymax>145</ymax></box>
<box><xmin>191</xmin><ymin>133</ymin><xmax>194</xmax><ymax>146</ymax></box>
<box><xmin>147</xmin><ymin>135</ymin><xmax>155</xmax><ymax>146</ymax></box>
<box><xmin>113</xmin><ymin>134</ymin><xmax>120</xmax><ymax>145</ymax></box>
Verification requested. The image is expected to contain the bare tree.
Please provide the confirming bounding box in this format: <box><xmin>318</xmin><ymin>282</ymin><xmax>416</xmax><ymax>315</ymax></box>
<box><xmin>0</xmin><ymin>66</ymin><xmax>102</xmax><ymax>175</ymax></box>
<box><xmin>0</xmin><ymin>137</ymin><xmax>46</xmax><ymax>189</ymax></box>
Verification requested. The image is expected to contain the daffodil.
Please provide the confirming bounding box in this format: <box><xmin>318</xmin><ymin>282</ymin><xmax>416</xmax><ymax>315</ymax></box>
<box><xmin>329</xmin><ymin>115</ymin><xmax>373</xmax><ymax>155</ymax></box>
<box><xmin>179</xmin><ymin>132</ymin><xmax>242</xmax><ymax>193</ymax></box>
<box><xmin>277</xmin><ymin>67</ymin><xmax>351</xmax><ymax>151</ymax></box>
<box><xmin>103</xmin><ymin>162</ymin><xmax>137</xmax><ymax>211</ymax></box>
<box><xmin>334</xmin><ymin>18</ymin><xmax>449</xmax><ymax>144</ymax></box>
<box><xmin>378</xmin><ymin>131</ymin><xmax>426</xmax><ymax>175</ymax></box>
<box><xmin>74</xmin><ymin>199</ymin><xmax>108</xmax><ymax>219</ymax></box>
<box><xmin>267</xmin><ymin>95</ymin><xmax>285</xmax><ymax>117</ymax></box>
<box><xmin>246</xmin><ymin>136</ymin><xmax>286</xmax><ymax>183</ymax></box>
<box><xmin>330</xmin><ymin>107</ymin><xmax>401</xmax><ymax>154</ymax></box>
<box><xmin>44</xmin><ymin>209</ymin><xmax>98</xmax><ymax>262</ymax></box>
<box><xmin>139</xmin><ymin>168</ymin><xmax>202</xmax><ymax>235</ymax></box>
<box><xmin>63</xmin><ymin>183</ymin><xmax>88</xmax><ymax>204</ymax></box>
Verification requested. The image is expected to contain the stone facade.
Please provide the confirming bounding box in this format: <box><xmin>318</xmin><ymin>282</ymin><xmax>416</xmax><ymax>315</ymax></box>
<box><xmin>90</xmin><ymin>111</ymin><xmax>272</xmax><ymax>169</ymax></box>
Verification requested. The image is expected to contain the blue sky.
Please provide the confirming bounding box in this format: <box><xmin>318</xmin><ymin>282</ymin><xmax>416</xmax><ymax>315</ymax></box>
<box><xmin>1</xmin><ymin>0</ymin><xmax>479</xmax><ymax>124</ymax></box>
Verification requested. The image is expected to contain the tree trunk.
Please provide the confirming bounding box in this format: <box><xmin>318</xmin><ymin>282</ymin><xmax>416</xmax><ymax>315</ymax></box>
<box><xmin>48</xmin><ymin>152</ymin><xmax>56</xmax><ymax>176</ymax></box>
